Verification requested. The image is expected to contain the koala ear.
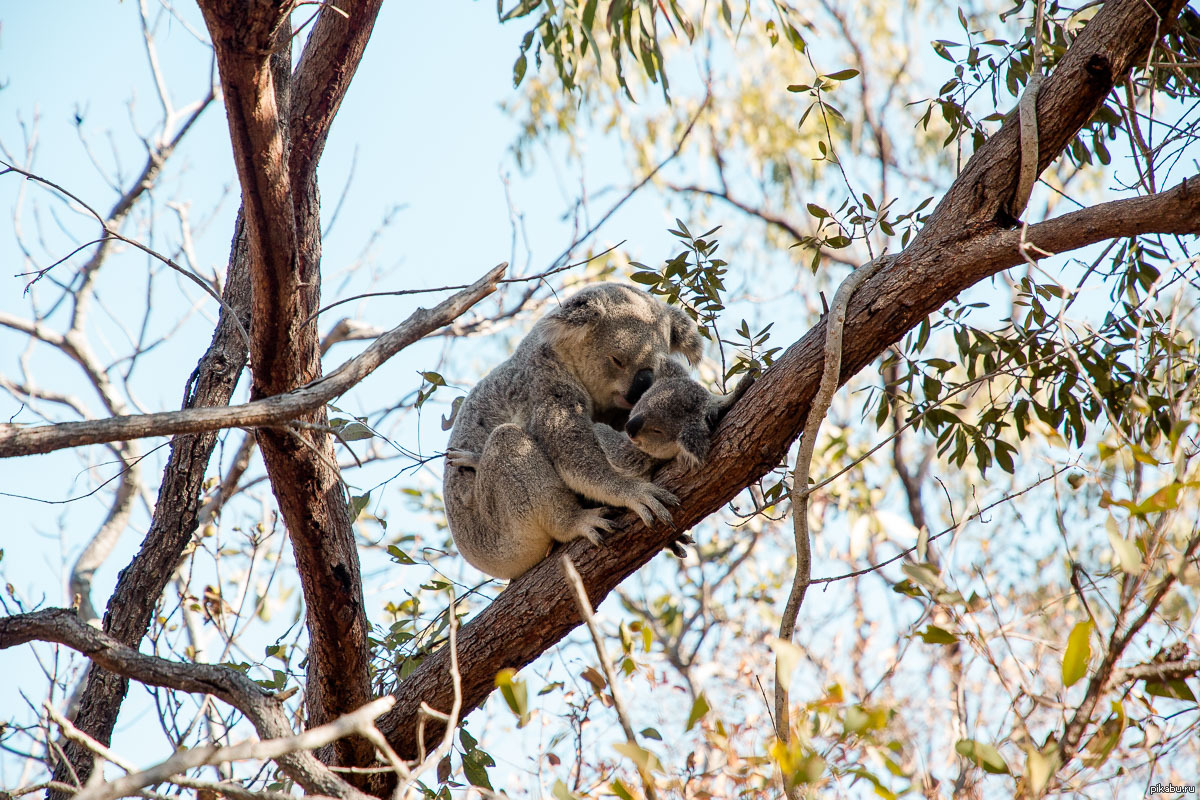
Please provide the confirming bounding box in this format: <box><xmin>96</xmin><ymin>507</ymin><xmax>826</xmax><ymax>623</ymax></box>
<box><xmin>543</xmin><ymin>290</ymin><xmax>605</xmax><ymax>351</ymax></box>
<box><xmin>679</xmin><ymin>422</ymin><xmax>711</xmax><ymax>467</ymax></box>
<box><xmin>666</xmin><ymin>304</ymin><xmax>703</xmax><ymax>365</ymax></box>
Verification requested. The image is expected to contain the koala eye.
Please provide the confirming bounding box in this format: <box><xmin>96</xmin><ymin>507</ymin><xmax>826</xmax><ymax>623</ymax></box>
<box><xmin>610</xmin><ymin>355</ymin><xmax>625</xmax><ymax>369</ymax></box>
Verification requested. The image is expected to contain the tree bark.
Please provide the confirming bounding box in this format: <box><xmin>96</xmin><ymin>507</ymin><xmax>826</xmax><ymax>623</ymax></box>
<box><xmin>195</xmin><ymin>0</ymin><xmax>384</xmax><ymax>774</ymax></box>
<box><xmin>375</xmin><ymin>0</ymin><xmax>1194</xmax><ymax>762</ymax></box>
<box><xmin>49</xmin><ymin>2</ymin><xmax>385</xmax><ymax>790</ymax></box>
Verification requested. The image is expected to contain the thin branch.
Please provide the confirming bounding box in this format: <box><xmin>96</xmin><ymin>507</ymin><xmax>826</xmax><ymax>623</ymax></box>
<box><xmin>561</xmin><ymin>556</ymin><xmax>658</xmax><ymax>800</ymax></box>
<box><xmin>71</xmin><ymin>698</ymin><xmax>394</xmax><ymax>800</ymax></box>
<box><xmin>774</xmin><ymin>255</ymin><xmax>886</xmax><ymax>799</ymax></box>
<box><xmin>0</xmin><ymin>161</ymin><xmax>248</xmax><ymax>350</ymax></box>
<box><xmin>0</xmin><ymin>262</ymin><xmax>507</xmax><ymax>457</ymax></box>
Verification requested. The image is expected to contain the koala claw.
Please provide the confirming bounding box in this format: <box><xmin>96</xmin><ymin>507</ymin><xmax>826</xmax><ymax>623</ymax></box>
<box><xmin>575</xmin><ymin>507</ymin><xmax>616</xmax><ymax>546</ymax></box>
<box><xmin>665</xmin><ymin>532</ymin><xmax>695</xmax><ymax>558</ymax></box>
<box><xmin>628</xmin><ymin>482</ymin><xmax>677</xmax><ymax>526</ymax></box>
<box><xmin>444</xmin><ymin>447</ymin><xmax>480</xmax><ymax>469</ymax></box>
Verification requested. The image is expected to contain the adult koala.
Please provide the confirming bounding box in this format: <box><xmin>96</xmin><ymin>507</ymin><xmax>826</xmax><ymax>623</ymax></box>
<box><xmin>444</xmin><ymin>282</ymin><xmax>702</xmax><ymax>579</ymax></box>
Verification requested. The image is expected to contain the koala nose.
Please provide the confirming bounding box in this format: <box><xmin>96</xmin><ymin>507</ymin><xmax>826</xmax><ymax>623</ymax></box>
<box><xmin>624</xmin><ymin>368</ymin><xmax>655</xmax><ymax>405</ymax></box>
<box><xmin>626</xmin><ymin>414</ymin><xmax>645</xmax><ymax>438</ymax></box>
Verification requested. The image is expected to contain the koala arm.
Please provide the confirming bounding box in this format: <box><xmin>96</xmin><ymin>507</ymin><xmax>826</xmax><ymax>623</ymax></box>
<box><xmin>529</xmin><ymin>391</ymin><xmax>675</xmax><ymax>524</ymax></box>
<box><xmin>593</xmin><ymin>422</ymin><xmax>657</xmax><ymax>478</ymax></box>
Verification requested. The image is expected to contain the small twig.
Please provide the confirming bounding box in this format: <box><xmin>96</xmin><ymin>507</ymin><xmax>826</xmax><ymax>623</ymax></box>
<box><xmin>69</xmin><ymin>697</ymin><xmax>394</xmax><ymax>800</ymax></box>
<box><xmin>43</xmin><ymin>702</ymin><xmax>136</xmax><ymax>773</ymax></box>
<box><xmin>303</xmin><ymin>242</ymin><xmax>622</xmax><ymax>327</ymax></box>
<box><xmin>394</xmin><ymin>589</ymin><xmax>462</xmax><ymax>797</ymax></box>
<box><xmin>1</xmin><ymin>160</ymin><xmax>250</xmax><ymax>350</ymax></box>
<box><xmin>560</xmin><ymin>555</ymin><xmax>659</xmax><ymax>800</ymax></box>
<box><xmin>1110</xmin><ymin>658</ymin><xmax>1200</xmax><ymax>685</ymax></box>
<box><xmin>811</xmin><ymin>465</ymin><xmax>1072</xmax><ymax>584</ymax></box>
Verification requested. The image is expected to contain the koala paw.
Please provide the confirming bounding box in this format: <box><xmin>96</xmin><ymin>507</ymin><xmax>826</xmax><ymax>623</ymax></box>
<box><xmin>625</xmin><ymin>481</ymin><xmax>678</xmax><ymax>526</ymax></box>
<box><xmin>665</xmin><ymin>532</ymin><xmax>695</xmax><ymax>558</ymax></box>
<box><xmin>444</xmin><ymin>447</ymin><xmax>480</xmax><ymax>469</ymax></box>
<box><xmin>575</xmin><ymin>508</ymin><xmax>616</xmax><ymax>546</ymax></box>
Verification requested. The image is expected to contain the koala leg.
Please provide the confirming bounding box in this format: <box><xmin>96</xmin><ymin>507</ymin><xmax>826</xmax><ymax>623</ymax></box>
<box><xmin>463</xmin><ymin>424</ymin><xmax>612</xmax><ymax>579</ymax></box>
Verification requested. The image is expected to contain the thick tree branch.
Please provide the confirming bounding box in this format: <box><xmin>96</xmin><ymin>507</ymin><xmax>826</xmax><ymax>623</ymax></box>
<box><xmin>1</xmin><ymin>608</ymin><xmax>373</xmax><ymax>800</ymax></box>
<box><xmin>0</xmin><ymin>264</ymin><xmax>506</xmax><ymax>458</ymax></box>
<box><xmin>375</xmin><ymin>0</ymin><xmax>1194</xmax><ymax>759</ymax></box>
<box><xmin>371</xmin><ymin>186</ymin><xmax>1200</xmax><ymax>764</ymax></box>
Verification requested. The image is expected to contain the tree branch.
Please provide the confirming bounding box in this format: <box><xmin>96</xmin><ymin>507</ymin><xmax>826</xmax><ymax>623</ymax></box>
<box><xmin>0</xmin><ymin>607</ymin><xmax>374</xmax><ymax>800</ymax></box>
<box><xmin>0</xmin><ymin>263</ymin><xmax>506</xmax><ymax>458</ymax></box>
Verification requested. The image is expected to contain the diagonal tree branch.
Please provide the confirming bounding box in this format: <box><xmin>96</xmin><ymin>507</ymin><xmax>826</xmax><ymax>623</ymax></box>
<box><xmin>373</xmin><ymin>0</ymin><xmax>1194</xmax><ymax>764</ymax></box>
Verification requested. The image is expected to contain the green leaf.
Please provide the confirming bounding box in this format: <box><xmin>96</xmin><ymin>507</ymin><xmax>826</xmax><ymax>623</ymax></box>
<box><xmin>686</xmin><ymin>692</ymin><xmax>710</xmax><ymax>731</ymax></box>
<box><xmin>901</xmin><ymin>562</ymin><xmax>945</xmax><ymax>591</ymax></box>
<box><xmin>386</xmin><ymin>545</ymin><xmax>416</xmax><ymax>565</ymax></box>
<box><xmin>462</xmin><ymin>747</ymin><xmax>495</xmax><ymax>789</ymax></box>
<box><xmin>824</xmin><ymin>68</ymin><xmax>860</xmax><ymax>81</ymax></box>
<box><xmin>337</xmin><ymin>421</ymin><xmax>374</xmax><ymax>441</ymax></box>
<box><xmin>629</xmin><ymin>270</ymin><xmax>662</xmax><ymax>285</ymax></box>
<box><xmin>610</xmin><ymin>779</ymin><xmax>636</xmax><ymax>800</ymax></box>
<box><xmin>771</xmin><ymin>637</ymin><xmax>804</xmax><ymax>694</ymax></box>
<box><xmin>1062</xmin><ymin>620</ymin><xmax>1093</xmax><ymax>687</ymax></box>
<box><xmin>495</xmin><ymin>668</ymin><xmax>530</xmax><ymax>727</ymax></box>
<box><xmin>1143</xmin><ymin>679</ymin><xmax>1197</xmax><ymax>701</ymax></box>
<box><xmin>1107</xmin><ymin>529</ymin><xmax>1143</xmax><ymax>575</ymax></box>
<box><xmin>955</xmin><ymin>739</ymin><xmax>1010</xmax><ymax>774</ymax></box>
<box><xmin>512</xmin><ymin>53</ymin><xmax>528</xmax><ymax>87</ymax></box>
<box><xmin>917</xmin><ymin>625</ymin><xmax>957</xmax><ymax>645</ymax></box>
<box><xmin>640</xmin><ymin>727</ymin><xmax>662</xmax><ymax>740</ymax></box>
<box><xmin>613</xmin><ymin>741</ymin><xmax>661</xmax><ymax>772</ymax></box>
<box><xmin>348</xmin><ymin>493</ymin><xmax>370</xmax><ymax>522</ymax></box>
<box><xmin>1025</xmin><ymin>745</ymin><xmax>1060</xmax><ymax>795</ymax></box>
<box><xmin>551</xmin><ymin>779</ymin><xmax>583</xmax><ymax>800</ymax></box>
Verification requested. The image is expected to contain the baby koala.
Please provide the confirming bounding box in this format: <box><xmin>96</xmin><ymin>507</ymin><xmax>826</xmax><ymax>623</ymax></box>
<box><xmin>592</xmin><ymin>365</ymin><xmax>753</xmax><ymax>558</ymax></box>
<box><xmin>594</xmin><ymin>362</ymin><xmax>754</xmax><ymax>478</ymax></box>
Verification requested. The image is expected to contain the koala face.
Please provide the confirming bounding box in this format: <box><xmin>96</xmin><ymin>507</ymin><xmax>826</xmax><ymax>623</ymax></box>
<box><xmin>623</xmin><ymin>376</ymin><xmax>717</xmax><ymax>470</ymax></box>
<box><xmin>542</xmin><ymin>283</ymin><xmax>703</xmax><ymax>414</ymax></box>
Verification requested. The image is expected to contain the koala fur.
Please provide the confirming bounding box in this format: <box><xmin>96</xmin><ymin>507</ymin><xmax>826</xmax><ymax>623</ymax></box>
<box><xmin>443</xmin><ymin>282</ymin><xmax>703</xmax><ymax>580</ymax></box>
<box><xmin>594</xmin><ymin>359</ymin><xmax>754</xmax><ymax>477</ymax></box>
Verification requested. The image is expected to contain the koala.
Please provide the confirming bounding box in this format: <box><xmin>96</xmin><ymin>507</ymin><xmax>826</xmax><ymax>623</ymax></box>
<box><xmin>590</xmin><ymin>363</ymin><xmax>755</xmax><ymax>559</ymax></box>
<box><xmin>593</xmin><ymin>361</ymin><xmax>755</xmax><ymax>477</ymax></box>
<box><xmin>443</xmin><ymin>283</ymin><xmax>703</xmax><ymax>580</ymax></box>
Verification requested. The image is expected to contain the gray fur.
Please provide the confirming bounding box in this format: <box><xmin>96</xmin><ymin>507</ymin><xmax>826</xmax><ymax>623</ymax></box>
<box><xmin>443</xmin><ymin>282</ymin><xmax>703</xmax><ymax>579</ymax></box>
<box><xmin>595</xmin><ymin>362</ymin><xmax>755</xmax><ymax>476</ymax></box>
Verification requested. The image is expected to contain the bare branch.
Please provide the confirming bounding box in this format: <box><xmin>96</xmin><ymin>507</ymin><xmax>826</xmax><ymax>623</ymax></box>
<box><xmin>0</xmin><ymin>607</ymin><xmax>374</xmax><ymax>799</ymax></box>
<box><xmin>561</xmin><ymin>556</ymin><xmax>659</xmax><ymax>800</ymax></box>
<box><xmin>0</xmin><ymin>262</ymin><xmax>506</xmax><ymax>457</ymax></box>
